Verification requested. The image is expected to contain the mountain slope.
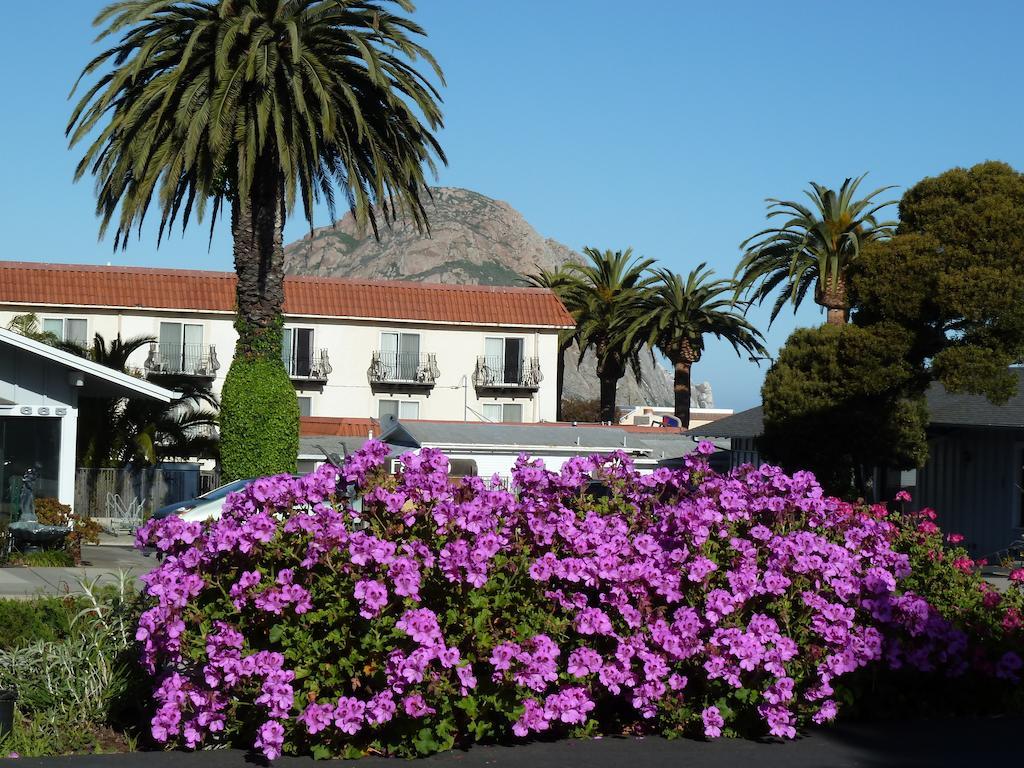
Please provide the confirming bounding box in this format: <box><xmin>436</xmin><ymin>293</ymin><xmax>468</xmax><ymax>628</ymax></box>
<box><xmin>283</xmin><ymin>187</ymin><xmax>675</xmax><ymax>408</ymax></box>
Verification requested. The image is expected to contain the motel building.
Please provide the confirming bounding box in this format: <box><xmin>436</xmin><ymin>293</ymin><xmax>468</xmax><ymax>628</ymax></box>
<box><xmin>0</xmin><ymin>260</ymin><xmax>574</xmax><ymax>514</ymax></box>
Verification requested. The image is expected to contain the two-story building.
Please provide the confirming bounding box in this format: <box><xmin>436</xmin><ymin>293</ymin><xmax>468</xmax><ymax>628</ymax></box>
<box><xmin>0</xmin><ymin>261</ymin><xmax>573</xmax><ymax>424</ymax></box>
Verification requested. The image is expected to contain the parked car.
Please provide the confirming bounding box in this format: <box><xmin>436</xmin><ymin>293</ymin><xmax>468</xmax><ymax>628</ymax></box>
<box><xmin>150</xmin><ymin>478</ymin><xmax>254</xmax><ymax>521</ymax></box>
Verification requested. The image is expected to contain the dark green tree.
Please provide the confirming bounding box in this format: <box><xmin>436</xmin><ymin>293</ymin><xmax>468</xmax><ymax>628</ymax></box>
<box><xmin>629</xmin><ymin>265</ymin><xmax>766</xmax><ymax>428</ymax></box>
<box><xmin>68</xmin><ymin>0</ymin><xmax>445</xmax><ymax>479</ymax></box>
<box><xmin>760</xmin><ymin>324</ymin><xmax>929</xmax><ymax>498</ymax></box>
<box><xmin>738</xmin><ymin>175</ymin><xmax>896</xmax><ymax>325</ymax></box>
<box><xmin>851</xmin><ymin>161</ymin><xmax>1024</xmax><ymax>403</ymax></box>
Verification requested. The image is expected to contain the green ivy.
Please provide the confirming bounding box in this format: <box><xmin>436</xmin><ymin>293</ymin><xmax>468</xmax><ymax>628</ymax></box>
<box><xmin>219</xmin><ymin>355</ymin><xmax>299</xmax><ymax>481</ymax></box>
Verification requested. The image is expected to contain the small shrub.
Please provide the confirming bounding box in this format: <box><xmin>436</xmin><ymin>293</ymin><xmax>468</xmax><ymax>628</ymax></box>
<box><xmin>219</xmin><ymin>356</ymin><xmax>299</xmax><ymax>482</ymax></box>
<box><xmin>0</xmin><ymin>597</ymin><xmax>78</xmax><ymax>650</ymax></box>
<box><xmin>0</xmin><ymin>573</ymin><xmax>147</xmax><ymax>756</ymax></box>
<box><xmin>34</xmin><ymin>498</ymin><xmax>102</xmax><ymax>564</ymax></box>
<box><xmin>135</xmin><ymin>443</ymin><xmax>1024</xmax><ymax>760</ymax></box>
<box><xmin>6</xmin><ymin>550</ymin><xmax>75</xmax><ymax>568</ymax></box>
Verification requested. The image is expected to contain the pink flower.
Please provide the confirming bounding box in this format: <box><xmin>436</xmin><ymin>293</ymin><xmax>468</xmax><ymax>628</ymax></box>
<box><xmin>702</xmin><ymin>706</ymin><xmax>724</xmax><ymax>738</ymax></box>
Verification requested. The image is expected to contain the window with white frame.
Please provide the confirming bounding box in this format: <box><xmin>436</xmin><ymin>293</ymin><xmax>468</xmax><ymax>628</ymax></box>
<box><xmin>282</xmin><ymin>327</ymin><xmax>315</xmax><ymax>377</ymax></box>
<box><xmin>42</xmin><ymin>317</ymin><xmax>88</xmax><ymax>346</ymax></box>
<box><xmin>379</xmin><ymin>332</ymin><xmax>422</xmax><ymax>381</ymax></box>
<box><xmin>157</xmin><ymin>321</ymin><xmax>204</xmax><ymax>373</ymax></box>
<box><xmin>378</xmin><ymin>399</ymin><xmax>420</xmax><ymax>421</ymax></box>
<box><xmin>483</xmin><ymin>337</ymin><xmax>525</xmax><ymax>385</ymax></box>
<box><xmin>482</xmin><ymin>403</ymin><xmax>523</xmax><ymax>423</ymax></box>
<box><xmin>297</xmin><ymin>396</ymin><xmax>312</xmax><ymax>418</ymax></box>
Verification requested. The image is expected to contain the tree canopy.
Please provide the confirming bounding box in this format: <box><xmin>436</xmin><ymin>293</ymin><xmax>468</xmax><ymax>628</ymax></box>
<box><xmin>851</xmin><ymin>160</ymin><xmax>1024</xmax><ymax>403</ymax></box>
<box><xmin>760</xmin><ymin>324</ymin><xmax>929</xmax><ymax>498</ymax></box>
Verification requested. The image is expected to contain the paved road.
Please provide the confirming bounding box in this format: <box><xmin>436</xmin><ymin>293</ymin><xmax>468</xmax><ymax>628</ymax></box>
<box><xmin>0</xmin><ymin>542</ymin><xmax>153</xmax><ymax>598</ymax></box>
<box><xmin>3</xmin><ymin>716</ymin><xmax>1022</xmax><ymax>767</ymax></box>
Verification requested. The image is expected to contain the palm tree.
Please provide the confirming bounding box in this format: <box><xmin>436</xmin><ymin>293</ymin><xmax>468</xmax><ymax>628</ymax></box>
<box><xmin>737</xmin><ymin>175</ymin><xmax>896</xmax><ymax>325</ymax></box>
<box><xmin>566</xmin><ymin>247</ymin><xmax>655</xmax><ymax>423</ymax></box>
<box><xmin>67</xmin><ymin>334</ymin><xmax>219</xmax><ymax>468</ymax></box>
<box><xmin>525</xmin><ymin>264</ymin><xmax>581</xmax><ymax>421</ymax></box>
<box><xmin>630</xmin><ymin>266</ymin><xmax>766</xmax><ymax>428</ymax></box>
<box><xmin>6</xmin><ymin>313</ymin><xmax>60</xmax><ymax>345</ymax></box>
<box><xmin>67</xmin><ymin>0</ymin><xmax>445</xmax><ymax>475</ymax></box>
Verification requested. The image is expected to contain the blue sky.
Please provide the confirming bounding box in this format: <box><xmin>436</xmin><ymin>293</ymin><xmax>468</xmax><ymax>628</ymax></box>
<box><xmin>2</xmin><ymin>0</ymin><xmax>1022</xmax><ymax>410</ymax></box>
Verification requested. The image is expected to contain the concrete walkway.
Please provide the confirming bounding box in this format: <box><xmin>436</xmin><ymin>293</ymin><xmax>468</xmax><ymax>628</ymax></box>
<box><xmin>2</xmin><ymin>716</ymin><xmax>1022</xmax><ymax>766</ymax></box>
<box><xmin>0</xmin><ymin>542</ymin><xmax>153</xmax><ymax>598</ymax></box>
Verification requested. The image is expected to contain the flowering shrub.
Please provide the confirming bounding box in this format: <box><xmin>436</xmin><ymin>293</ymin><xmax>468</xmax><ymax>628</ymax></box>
<box><xmin>135</xmin><ymin>443</ymin><xmax>1024</xmax><ymax>758</ymax></box>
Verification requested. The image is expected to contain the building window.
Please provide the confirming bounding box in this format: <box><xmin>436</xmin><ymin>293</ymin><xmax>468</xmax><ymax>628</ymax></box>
<box><xmin>483</xmin><ymin>403</ymin><xmax>523</xmax><ymax>423</ymax></box>
<box><xmin>157</xmin><ymin>321</ymin><xmax>203</xmax><ymax>373</ymax></box>
<box><xmin>483</xmin><ymin>337</ymin><xmax>525</xmax><ymax>384</ymax></box>
<box><xmin>0</xmin><ymin>416</ymin><xmax>61</xmax><ymax>521</ymax></box>
<box><xmin>42</xmin><ymin>318</ymin><xmax>88</xmax><ymax>346</ymax></box>
<box><xmin>282</xmin><ymin>327</ymin><xmax>315</xmax><ymax>377</ymax></box>
<box><xmin>297</xmin><ymin>397</ymin><xmax>312</xmax><ymax>418</ymax></box>
<box><xmin>379</xmin><ymin>399</ymin><xmax>420</xmax><ymax>421</ymax></box>
<box><xmin>379</xmin><ymin>332</ymin><xmax>422</xmax><ymax>381</ymax></box>
<box><xmin>449</xmin><ymin>459</ymin><xmax>478</xmax><ymax>477</ymax></box>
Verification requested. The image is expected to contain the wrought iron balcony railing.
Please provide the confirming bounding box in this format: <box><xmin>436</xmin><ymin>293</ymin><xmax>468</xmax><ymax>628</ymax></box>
<box><xmin>144</xmin><ymin>342</ymin><xmax>220</xmax><ymax>377</ymax></box>
<box><xmin>286</xmin><ymin>349</ymin><xmax>332</xmax><ymax>381</ymax></box>
<box><xmin>472</xmin><ymin>356</ymin><xmax>542</xmax><ymax>390</ymax></box>
<box><xmin>368</xmin><ymin>351</ymin><xmax>439</xmax><ymax>386</ymax></box>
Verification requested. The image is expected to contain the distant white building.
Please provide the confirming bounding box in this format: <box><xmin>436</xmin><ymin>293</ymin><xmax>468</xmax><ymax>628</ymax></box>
<box><xmin>297</xmin><ymin>416</ymin><xmax>710</xmax><ymax>479</ymax></box>
<box><xmin>0</xmin><ymin>261</ymin><xmax>573</xmax><ymax>426</ymax></box>
<box><xmin>618</xmin><ymin>404</ymin><xmax>733</xmax><ymax>430</ymax></box>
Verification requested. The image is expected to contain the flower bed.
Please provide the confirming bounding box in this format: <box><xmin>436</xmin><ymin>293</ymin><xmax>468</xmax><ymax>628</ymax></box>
<box><xmin>135</xmin><ymin>442</ymin><xmax>1024</xmax><ymax>759</ymax></box>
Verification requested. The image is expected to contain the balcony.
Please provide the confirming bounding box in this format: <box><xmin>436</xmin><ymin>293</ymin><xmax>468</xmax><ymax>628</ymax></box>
<box><xmin>473</xmin><ymin>356</ymin><xmax>542</xmax><ymax>391</ymax></box>
<box><xmin>144</xmin><ymin>342</ymin><xmax>220</xmax><ymax>378</ymax></box>
<box><xmin>368</xmin><ymin>351</ymin><xmax>439</xmax><ymax>388</ymax></box>
<box><xmin>287</xmin><ymin>349</ymin><xmax>332</xmax><ymax>382</ymax></box>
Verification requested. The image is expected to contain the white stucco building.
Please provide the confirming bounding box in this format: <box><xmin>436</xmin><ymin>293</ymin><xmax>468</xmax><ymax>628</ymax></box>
<box><xmin>0</xmin><ymin>261</ymin><xmax>573</xmax><ymax>426</ymax></box>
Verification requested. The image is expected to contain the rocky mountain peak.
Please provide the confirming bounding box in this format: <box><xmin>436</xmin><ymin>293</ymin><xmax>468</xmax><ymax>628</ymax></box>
<box><xmin>283</xmin><ymin>187</ymin><xmax>677</xmax><ymax>408</ymax></box>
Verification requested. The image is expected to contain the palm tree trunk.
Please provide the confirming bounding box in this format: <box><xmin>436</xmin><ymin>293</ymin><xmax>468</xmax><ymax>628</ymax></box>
<box><xmin>599</xmin><ymin>375</ymin><xmax>617</xmax><ymax>424</ymax></box>
<box><xmin>231</xmin><ymin>167</ymin><xmax>286</xmax><ymax>359</ymax></box>
<box><xmin>826</xmin><ymin>307</ymin><xmax>846</xmax><ymax>325</ymax></box>
<box><xmin>673</xmin><ymin>358</ymin><xmax>693</xmax><ymax>428</ymax></box>
<box><xmin>821</xmin><ymin>275</ymin><xmax>848</xmax><ymax>326</ymax></box>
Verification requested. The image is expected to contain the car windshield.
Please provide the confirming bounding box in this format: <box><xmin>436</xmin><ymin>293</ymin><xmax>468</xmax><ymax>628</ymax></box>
<box><xmin>197</xmin><ymin>478</ymin><xmax>253</xmax><ymax>502</ymax></box>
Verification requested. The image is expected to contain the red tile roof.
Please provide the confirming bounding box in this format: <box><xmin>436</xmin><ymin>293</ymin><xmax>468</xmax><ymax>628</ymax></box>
<box><xmin>0</xmin><ymin>261</ymin><xmax>575</xmax><ymax>329</ymax></box>
<box><xmin>300</xmin><ymin>417</ymin><xmax>380</xmax><ymax>437</ymax></box>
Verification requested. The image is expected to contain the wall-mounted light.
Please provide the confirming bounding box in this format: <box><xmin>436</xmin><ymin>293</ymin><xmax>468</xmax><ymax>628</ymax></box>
<box><xmin>69</xmin><ymin>371</ymin><xmax>85</xmax><ymax>388</ymax></box>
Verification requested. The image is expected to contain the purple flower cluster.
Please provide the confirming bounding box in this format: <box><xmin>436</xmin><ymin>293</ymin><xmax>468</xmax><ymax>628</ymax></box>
<box><xmin>135</xmin><ymin>442</ymin><xmax>1023</xmax><ymax>759</ymax></box>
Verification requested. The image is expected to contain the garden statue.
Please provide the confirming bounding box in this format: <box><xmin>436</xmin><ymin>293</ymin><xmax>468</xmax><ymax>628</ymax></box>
<box><xmin>18</xmin><ymin>466</ymin><xmax>37</xmax><ymax>523</ymax></box>
<box><xmin>8</xmin><ymin>465</ymin><xmax>70</xmax><ymax>552</ymax></box>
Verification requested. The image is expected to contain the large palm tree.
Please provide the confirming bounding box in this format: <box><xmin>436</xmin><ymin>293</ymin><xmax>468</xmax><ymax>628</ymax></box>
<box><xmin>67</xmin><ymin>0</ymin><xmax>445</xmax><ymax>476</ymax></box>
<box><xmin>525</xmin><ymin>264</ymin><xmax>581</xmax><ymax>421</ymax></box>
<box><xmin>566</xmin><ymin>248</ymin><xmax>655</xmax><ymax>423</ymax></box>
<box><xmin>737</xmin><ymin>175</ymin><xmax>896</xmax><ymax>325</ymax></box>
<box><xmin>630</xmin><ymin>266</ymin><xmax>766</xmax><ymax>428</ymax></box>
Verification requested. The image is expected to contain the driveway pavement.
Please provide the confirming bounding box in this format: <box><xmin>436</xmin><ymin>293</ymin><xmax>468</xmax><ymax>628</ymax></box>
<box><xmin>0</xmin><ymin>540</ymin><xmax>153</xmax><ymax>598</ymax></box>
<box><xmin>2</xmin><ymin>716</ymin><xmax>1022</xmax><ymax>767</ymax></box>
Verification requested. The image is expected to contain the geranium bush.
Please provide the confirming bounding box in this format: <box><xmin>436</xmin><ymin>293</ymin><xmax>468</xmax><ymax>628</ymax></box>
<box><xmin>134</xmin><ymin>442</ymin><xmax>1024</xmax><ymax>759</ymax></box>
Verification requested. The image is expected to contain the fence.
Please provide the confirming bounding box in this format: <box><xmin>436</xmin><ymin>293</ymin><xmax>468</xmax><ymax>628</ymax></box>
<box><xmin>74</xmin><ymin>465</ymin><xmax>220</xmax><ymax>533</ymax></box>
